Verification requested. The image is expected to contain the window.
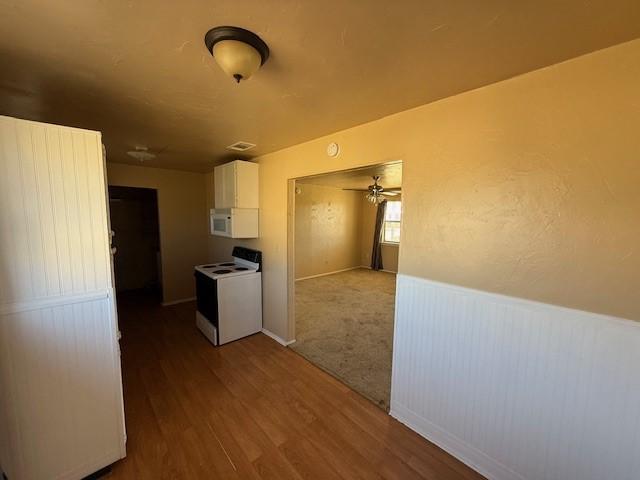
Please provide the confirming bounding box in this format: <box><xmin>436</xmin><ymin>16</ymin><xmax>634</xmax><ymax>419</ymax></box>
<box><xmin>383</xmin><ymin>201</ymin><xmax>401</xmax><ymax>243</ymax></box>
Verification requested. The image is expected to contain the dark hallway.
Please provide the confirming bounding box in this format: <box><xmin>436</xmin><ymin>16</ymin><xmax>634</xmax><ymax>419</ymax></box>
<box><xmin>109</xmin><ymin>186</ymin><xmax>162</xmax><ymax>301</ymax></box>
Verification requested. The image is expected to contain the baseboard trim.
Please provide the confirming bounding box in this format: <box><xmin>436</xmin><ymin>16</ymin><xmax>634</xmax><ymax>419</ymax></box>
<box><xmin>261</xmin><ymin>328</ymin><xmax>296</xmax><ymax>346</ymax></box>
<box><xmin>390</xmin><ymin>403</ymin><xmax>522</xmax><ymax>480</ymax></box>
<box><xmin>295</xmin><ymin>266</ymin><xmax>361</xmax><ymax>281</ymax></box>
<box><xmin>48</xmin><ymin>448</ymin><xmax>124</xmax><ymax>480</ymax></box>
<box><xmin>161</xmin><ymin>296</ymin><xmax>196</xmax><ymax>307</ymax></box>
<box><xmin>359</xmin><ymin>265</ymin><xmax>398</xmax><ymax>274</ymax></box>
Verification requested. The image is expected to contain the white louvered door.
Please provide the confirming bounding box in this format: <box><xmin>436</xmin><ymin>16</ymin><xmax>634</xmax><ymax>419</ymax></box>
<box><xmin>0</xmin><ymin>116</ymin><xmax>126</xmax><ymax>480</ymax></box>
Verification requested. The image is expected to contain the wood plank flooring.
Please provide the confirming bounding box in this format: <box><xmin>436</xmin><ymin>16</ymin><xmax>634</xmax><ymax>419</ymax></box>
<box><xmin>108</xmin><ymin>294</ymin><xmax>485</xmax><ymax>480</ymax></box>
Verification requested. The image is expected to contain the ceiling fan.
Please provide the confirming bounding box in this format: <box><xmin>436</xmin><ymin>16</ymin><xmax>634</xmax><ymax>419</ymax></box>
<box><xmin>344</xmin><ymin>175</ymin><xmax>401</xmax><ymax>204</ymax></box>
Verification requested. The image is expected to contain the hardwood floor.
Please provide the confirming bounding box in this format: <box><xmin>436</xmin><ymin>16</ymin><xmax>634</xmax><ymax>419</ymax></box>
<box><xmin>108</xmin><ymin>294</ymin><xmax>485</xmax><ymax>480</ymax></box>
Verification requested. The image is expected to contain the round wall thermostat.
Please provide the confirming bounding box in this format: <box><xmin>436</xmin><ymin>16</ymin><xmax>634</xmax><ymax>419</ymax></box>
<box><xmin>327</xmin><ymin>142</ymin><xmax>340</xmax><ymax>157</ymax></box>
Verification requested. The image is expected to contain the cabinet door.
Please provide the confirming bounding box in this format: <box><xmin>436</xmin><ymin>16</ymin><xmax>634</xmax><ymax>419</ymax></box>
<box><xmin>235</xmin><ymin>161</ymin><xmax>259</xmax><ymax>208</ymax></box>
<box><xmin>223</xmin><ymin>162</ymin><xmax>237</xmax><ymax>208</ymax></box>
<box><xmin>214</xmin><ymin>165</ymin><xmax>224</xmax><ymax>208</ymax></box>
<box><xmin>214</xmin><ymin>163</ymin><xmax>237</xmax><ymax>208</ymax></box>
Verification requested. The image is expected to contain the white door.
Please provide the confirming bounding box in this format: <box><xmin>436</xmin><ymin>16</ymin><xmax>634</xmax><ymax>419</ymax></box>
<box><xmin>0</xmin><ymin>116</ymin><xmax>126</xmax><ymax>480</ymax></box>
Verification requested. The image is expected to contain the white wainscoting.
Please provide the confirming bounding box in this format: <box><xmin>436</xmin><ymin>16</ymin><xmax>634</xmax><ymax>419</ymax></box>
<box><xmin>0</xmin><ymin>292</ymin><xmax>125</xmax><ymax>480</ymax></box>
<box><xmin>262</xmin><ymin>328</ymin><xmax>296</xmax><ymax>346</ymax></box>
<box><xmin>0</xmin><ymin>116</ymin><xmax>125</xmax><ymax>480</ymax></box>
<box><xmin>0</xmin><ymin>116</ymin><xmax>112</xmax><ymax>305</ymax></box>
<box><xmin>391</xmin><ymin>274</ymin><xmax>640</xmax><ymax>480</ymax></box>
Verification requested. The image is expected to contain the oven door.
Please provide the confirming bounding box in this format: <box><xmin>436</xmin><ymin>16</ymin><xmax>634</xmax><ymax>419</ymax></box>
<box><xmin>210</xmin><ymin>210</ymin><xmax>232</xmax><ymax>237</ymax></box>
<box><xmin>195</xmin><ymin>271</ymin><xmax>219</xmax><ymax>343</ymax></box>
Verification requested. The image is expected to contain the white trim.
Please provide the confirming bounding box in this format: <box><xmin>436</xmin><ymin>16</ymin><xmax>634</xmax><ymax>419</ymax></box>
<box><xmin>0</xmin><ymin>290</ymin><xmax>111</xmax><ymax>315</ymax></box>
<box><xmin>0</xmin><ymin>114</ymin><xmax>101</xmax><ymax>136</ymax></box>
<box><xmin>295</xmin><ymin>266</ymin><xmax>361</xmax><ymax>281</ymax></box>
<box><xmin>398</xmin><ymin>274</ymin><xmax>637</xmax><ymax>327</ymax></box>
<box><xmin>359</xmin><ymin>265</ymin><xmax>398</xmax><ymax>274</ymax></box>
<box><xmin>161</xmin><ymin>296</ymin><xmax>196</xmax><ymax>307</ymax></box>
<box><xmin>390</xmin><ymin>273</ymin><xmax>640</xmax><ymax>480</ymax></box>
<box><xmin>390</xmin><ymin>404</ymin><xmax>522</xmax><ymax>480</ymax></box>
<box><xmin>261</xmin><ymin>328</ymin><xmax>296</xmax><ymax>346</ymax></box>
<box><xmin>53</xmin><ymin>448</ymin><xmax>123</xmax><ymax>480</ymax></box>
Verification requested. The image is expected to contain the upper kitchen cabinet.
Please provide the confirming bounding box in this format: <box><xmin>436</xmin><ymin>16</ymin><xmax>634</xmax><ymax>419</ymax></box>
<box><xmin>214</xmin><ymin>160</ymin><xmax>259</xmax><ymax>209</ymax></box>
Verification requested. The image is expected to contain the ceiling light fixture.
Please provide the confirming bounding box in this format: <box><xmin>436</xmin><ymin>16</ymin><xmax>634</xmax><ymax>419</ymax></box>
<box><xmin>343</xmin><ymin>175</ymin><xmax>401</xmax><ymax>202</ymax></box>
<box><xmin>126</xmin><ymin>146</ymin><xmax>155</xmax><ymax>162</ymax></box>
<box><xmin>366</xmin><ymin>176</ymin><xmax>385</xmax><ymax>205</ymax></box>
<box><xmin>204</xmin><ymin>26</ymin><xmax>270</xmax><ymax>83</ymax></box>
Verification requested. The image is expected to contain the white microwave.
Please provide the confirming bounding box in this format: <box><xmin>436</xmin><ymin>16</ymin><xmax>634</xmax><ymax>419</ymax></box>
<box><xmin>210</xmin><ymin>208</ymin><xmax>259</xmax><ymax>238</ymax></box>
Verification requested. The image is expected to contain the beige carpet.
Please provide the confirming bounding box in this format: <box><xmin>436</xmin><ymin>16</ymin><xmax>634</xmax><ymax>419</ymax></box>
<box><xmin>292</xmin><ymin>268</ymin><xmax>396</xmax><ymax>410</ymax></box>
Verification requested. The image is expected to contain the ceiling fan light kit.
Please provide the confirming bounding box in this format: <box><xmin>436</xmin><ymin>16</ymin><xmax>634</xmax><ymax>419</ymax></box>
<box><xmin>364</xmin><ymin>175</ymin><xmax>399</xmax><ymax>204</ymax></box>
<box><xmin>342</xmin><ymin>175</ymin><xmax>401</xmax><ymax>204</ymax></box>
<box><xmin>204</xmin><ymin>26</ymin><xmax>270</xmax><ymax>83</ymax></box>
<box><xmin>366</xmin><ymin>176</ymin><xmax>384</xmax><ymax>204</ymax></box>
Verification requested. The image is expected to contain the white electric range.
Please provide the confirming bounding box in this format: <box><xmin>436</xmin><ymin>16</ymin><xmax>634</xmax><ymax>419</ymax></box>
<box><xmin>194</xmin><ymin>246</ymin><xmax>262</xmax><ymax>346</ymax></box>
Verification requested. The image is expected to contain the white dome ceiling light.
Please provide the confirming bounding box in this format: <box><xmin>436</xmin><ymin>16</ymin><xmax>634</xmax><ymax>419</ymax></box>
<box><xmin>204</xmin><ymin>26</ymin><xmax>270</xmax><ymax>83</ymax></box>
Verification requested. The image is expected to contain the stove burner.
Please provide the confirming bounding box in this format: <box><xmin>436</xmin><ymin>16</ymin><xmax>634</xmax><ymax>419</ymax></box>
<box><xmin>234</xmin><ymin>267</ymin><xmax>248</xmax><ymax>271</ymax></box>
<box><xmin>219</xmin><ymin>262</ymin><xmax>236</xmax><ymax>266</ymax></box>
<box><xmin>201</xmin><ymin>265</ymin><xmax>216</xmax><ymax>268</ymax></box>
<box><xmin>212</xmin><ymin>269</ymin><xmax>232</xmax><ymax>274</ymax></box>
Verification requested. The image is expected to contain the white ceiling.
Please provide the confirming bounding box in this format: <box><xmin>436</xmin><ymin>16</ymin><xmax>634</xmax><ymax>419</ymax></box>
<box><xmin>1</xmin><ymin>0</ymin><xmax>639</xmax><ymax>172</ymax></box>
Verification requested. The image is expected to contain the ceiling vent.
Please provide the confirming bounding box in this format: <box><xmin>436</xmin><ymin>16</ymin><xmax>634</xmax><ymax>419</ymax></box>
<box><xmin>226</xmin><ymin>141</ymin><xmax>256</xmax><ymax>152</ymax></box>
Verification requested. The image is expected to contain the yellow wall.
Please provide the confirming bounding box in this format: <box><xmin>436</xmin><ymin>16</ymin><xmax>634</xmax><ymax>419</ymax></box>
<box><xmin>107</xmin><ymin>163</ymin><xmax>208</xmax><ymax>303</ymax></box>
<box><xmin>294</xmin><ymin>184</ymin><xmax>362</xmax><ymax>279</ymax></box>
<box><xmin>208</xmin><ymin>39</ymin><xmax>640</xmax><ymax>340</ymax></box>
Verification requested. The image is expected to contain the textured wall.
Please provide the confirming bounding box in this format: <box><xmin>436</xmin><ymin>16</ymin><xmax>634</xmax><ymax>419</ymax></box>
<box><xmin>106</xmin><ymin>163</ymin><xmax>208</xmax><ymax>303</ymax></box>
<box><xmin>294</xmin><ymin>184</ymin><xmax>362</xmax><ymax>279</ymax></box>
<box><xmin>206</xmin><ymin>39</ymin><xmax>640</xmax><ymax>340</ymax></box>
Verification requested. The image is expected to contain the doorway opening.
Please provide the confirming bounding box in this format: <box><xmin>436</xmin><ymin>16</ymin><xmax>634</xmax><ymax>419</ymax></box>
<box><xmin>290</xmin><ymin>161</ymin><xmax>402</xmax><ymax>410</ymax></box>
<box><xmin>108</xmin><ymin>186</ymin><xmax>162</xmax><ymax>303</ymax></box>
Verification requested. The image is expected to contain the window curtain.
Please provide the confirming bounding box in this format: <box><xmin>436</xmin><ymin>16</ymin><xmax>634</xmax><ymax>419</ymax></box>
<box><xmin>370</xmin><ymin>199</ymin><xmax>387</xmax><ymax>271</ymax></box>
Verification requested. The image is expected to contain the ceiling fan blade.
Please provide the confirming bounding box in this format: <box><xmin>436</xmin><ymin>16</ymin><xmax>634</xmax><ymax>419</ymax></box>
<box><xmin>342</xmin><ymin>188</ymin><xmax>369</xmax><ymax>192</ymax></box>
<box><xmin>381</xmin><ymin>191</ymin><xmax>399</xmax><ymax>196</ymax></box>
<box><xmin>154</xmin><ymin>144</ymin><xmax>170</xmax><ymax>155</ymax></box>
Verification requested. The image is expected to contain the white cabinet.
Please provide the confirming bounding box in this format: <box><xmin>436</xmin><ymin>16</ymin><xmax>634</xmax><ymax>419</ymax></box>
<box><xmin>214</xmin><ymin>160</ymin><xmax>259</xmax><ymax>209</ymax></box>
<box><xmin>213</xmin><ymin>160</ymin><xmax>259</xmax><ymax>238</ymax></box>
